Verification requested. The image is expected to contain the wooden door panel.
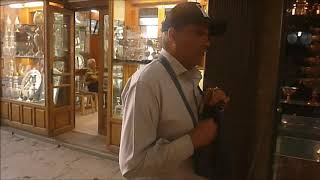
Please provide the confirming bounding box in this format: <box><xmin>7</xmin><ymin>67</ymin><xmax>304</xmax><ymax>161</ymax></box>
<box><xmin>22</xmin><ymin>106</ymin><xmax>33</xmax><ymax>125</ymax></box>
<box><xmin>1</xmin><ymin>101</ymin><xmax>9</xmax><ymax>119</ymax></box>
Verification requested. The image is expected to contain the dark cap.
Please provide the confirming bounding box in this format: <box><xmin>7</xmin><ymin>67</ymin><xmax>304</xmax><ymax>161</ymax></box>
<box><xmin>161</xmin><ymin>2</ymin><xmax>226</xmax><ymax>36</ymax></box>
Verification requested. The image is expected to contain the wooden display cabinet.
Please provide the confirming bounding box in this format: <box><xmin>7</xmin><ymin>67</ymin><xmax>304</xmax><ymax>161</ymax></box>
<box><xmin>0</xmin><ymin>0</ymin><xmax>75</xmax><ymax>136</ymax></box>
<box><xmin>271</xmin><ymin>0</ymin><xmax>320</xmax><ymax>179</ymax></box>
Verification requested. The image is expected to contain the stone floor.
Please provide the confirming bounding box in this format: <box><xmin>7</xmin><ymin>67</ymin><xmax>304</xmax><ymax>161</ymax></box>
<box><xmin>0</xmin><ymin>129</ymin><xmax>125</xmax><ymax>180</ymax></box>
<box><xmin>74</xmin><ymin>111</ymin><xmax>98</xmax><ymax>136</ymax></box>
<box><xmin>55</xmin><ymin>130</ymin><xmax>109</xmax><ymax>154</ymax></box>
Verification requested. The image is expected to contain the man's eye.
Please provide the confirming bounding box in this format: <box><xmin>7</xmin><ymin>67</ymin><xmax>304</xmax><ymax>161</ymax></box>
<box><xmin>195</xmin><ymin>30</ymin><xmax>207</xmax><ymax>37</ymax></box>
<box><xmin>195</xmin><ymin>31</ymin><xmax>203</xmax><ymax>36</ymax></box>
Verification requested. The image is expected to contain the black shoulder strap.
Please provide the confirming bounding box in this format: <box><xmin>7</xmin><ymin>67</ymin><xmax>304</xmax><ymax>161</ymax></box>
<box><xmin>159</xmin><ymin>55</ymin><xmax>197</xmax><ymax>127</ymax></box>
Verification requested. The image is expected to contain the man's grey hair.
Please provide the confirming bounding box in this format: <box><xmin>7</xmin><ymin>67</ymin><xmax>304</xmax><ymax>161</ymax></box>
<box><xmin>87</xmin><ymin>58</ymin><xmax>96</xmax><ymax>65</ymax></box>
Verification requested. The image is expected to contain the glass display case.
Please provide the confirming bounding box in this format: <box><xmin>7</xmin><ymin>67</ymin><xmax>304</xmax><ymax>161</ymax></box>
<box><xmin>1</xmin><ymin>1</ymin><xmax>45</xmax><ymax>105</ymax></box>
<box><xmin>110</xmin><ymin>0</ymin><xmax>163</xmax><ymax>123</ymax></box>
<box><xmin>51</xmin><ymin>11</ymin><xmax>72</xmax><ymax>106</ymax></box>
<box><xmin>272</xmin><ymin>0</ymin><xmax>320</xmax><ymax>179</ymax></box>
<box><xmin>107</xmin><ymin>0</ymin><xmax>209</xmax><ymax>150</ymax></box>
<box><xmin>0</xmin><ymin>0</ymin><xmax>75</xmax><ymax>137</ymax></box>
<box><xmin>110</xmin><ymin>0</ymin><xmax>208</xmax><ymax>121</ymax></box>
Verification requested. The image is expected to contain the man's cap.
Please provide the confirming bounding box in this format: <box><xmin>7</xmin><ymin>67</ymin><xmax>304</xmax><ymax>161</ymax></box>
<box><xmin>161</xmin><ymin>2</ymin><xmax>226</xmax><ymax>36</ymax></box>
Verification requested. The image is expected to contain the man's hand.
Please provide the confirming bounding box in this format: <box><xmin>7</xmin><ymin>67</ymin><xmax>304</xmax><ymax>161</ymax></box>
<box><xmin>190</xmin><ymin>118</ymin><xmax>218</xmax><ymax>149</ymax></box>
<box><xmin>203</xmin><ymin>87</ymin><xmax>230</xmax><ymax>107</ymax></box>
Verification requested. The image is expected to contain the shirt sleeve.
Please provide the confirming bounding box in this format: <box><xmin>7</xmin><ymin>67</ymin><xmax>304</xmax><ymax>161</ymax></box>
<box><xmin>119</xmin><ymin>80</ymin><xmax>194</xmax><ymax>178</ymax></box>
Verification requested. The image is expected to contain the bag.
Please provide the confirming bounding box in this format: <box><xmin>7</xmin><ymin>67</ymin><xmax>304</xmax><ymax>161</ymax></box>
<box><xmin>159</xmin><ymin>56</ymin><xmax>232</xmax><ymax>179</ymax></box>
<box><xmin>194</xmin><ymin>105</ymin><xmax>232</xmax><ymax>180</ymax></box>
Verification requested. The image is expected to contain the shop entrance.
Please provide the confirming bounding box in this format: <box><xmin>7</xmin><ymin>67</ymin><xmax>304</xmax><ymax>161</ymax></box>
<box><xmin>55</xmin><ymin>1</ymin><xmax>110</xmax><ymax>152</ymax></box>
<box><xmin>73</xmin><ymin>8</ymin><xmax>108</xmax><ymax>136</ymax></box>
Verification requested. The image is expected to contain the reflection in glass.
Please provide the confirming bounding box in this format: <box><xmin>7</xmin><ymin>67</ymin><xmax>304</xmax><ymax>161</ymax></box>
<box><xmin>282</xmin><ymin>86</ymin><xmax>298</xmax><ymax>103</ymax></box>
<box><xmin>51</xmin><ymin>11</ymin><xmax>71</xmax><ymax>107</ymax></box>
<box><xmin>53</xmin><ymin>87</ymin><xmax>70</xmax><ymax>106</ymax></box>
<box><xmin>112</xmin><ymin>65</ymin><xmax>123</xmax><ymax>118</ymax></box>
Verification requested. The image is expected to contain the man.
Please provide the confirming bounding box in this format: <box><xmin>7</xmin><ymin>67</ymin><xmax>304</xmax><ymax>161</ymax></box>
<box><xmin>120</xmin><ymin>2</ymin><xmax>228</xmax><ymax>179</ymax></box>
<box><xmin>85</xmin><ymin>58</ymin><xmax>98</xmax><ymax>92</ymax></box>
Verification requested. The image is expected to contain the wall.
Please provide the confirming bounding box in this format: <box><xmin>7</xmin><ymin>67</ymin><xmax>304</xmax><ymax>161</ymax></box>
<box><xmin>249</xmin><ymin>0</ymin><xmax>283</xmax><ymax>179</ymax></box>
<box><xmin>205</xmin><ymin>0</ymin><xmax>283</xmax><ymax>179</ymax></box>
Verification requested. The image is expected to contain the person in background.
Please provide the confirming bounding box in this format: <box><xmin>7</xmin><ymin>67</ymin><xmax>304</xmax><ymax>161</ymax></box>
<box><xmin>85</xmin><ymin>58</ymin><xmax>98</xmax><ymax>92</ymax></box>
<box><xmin>119</xmin><ymin>2</ymin><xmax>229</xmax><ymax>179</ymax></box>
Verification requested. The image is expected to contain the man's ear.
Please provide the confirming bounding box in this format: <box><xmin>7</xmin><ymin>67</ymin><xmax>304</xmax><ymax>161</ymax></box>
<box><xmin>167</xmin><ymin>27</ymin><xmax>176</xmax><ymax>42</ymax></box>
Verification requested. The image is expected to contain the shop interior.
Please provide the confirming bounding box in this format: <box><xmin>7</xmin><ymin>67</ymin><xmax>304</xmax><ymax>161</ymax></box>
<box><xmin>73</xmin><ymin>9</ymin><xmax>102</xmax><ymax>136</ymax></box>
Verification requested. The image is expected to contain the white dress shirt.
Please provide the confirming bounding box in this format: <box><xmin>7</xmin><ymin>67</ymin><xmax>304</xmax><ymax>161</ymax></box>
<box><xmin>119</xmin><ymin>49</ymin><xmax>206</xmax><ymax>180</ymax></box>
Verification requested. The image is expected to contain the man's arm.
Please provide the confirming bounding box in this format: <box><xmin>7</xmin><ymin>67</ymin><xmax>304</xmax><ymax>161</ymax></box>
<box><xmin>119</xmin><ymin>80</ymin><xmax>194</xmax><ymax>178</ymax></box>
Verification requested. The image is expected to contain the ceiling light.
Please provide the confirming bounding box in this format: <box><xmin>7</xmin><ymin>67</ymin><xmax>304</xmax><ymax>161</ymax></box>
<box><xmin>9</xmin><ymin>3</ymin><xmax>23</xmax><ymax>8</ymax></box>
<box><xmin>91</xmin><ymin>9</ymin><xmax>99</xmax><ymax>13</ymax></box>
<box><xmin>156</xmin><ymin>4</ymin><xmax>176</xmax><ymax>9</ymax></box>
<box><xmin>24</xmin><ymin>1</ymin><xmax>44</xmax><ymax>8</ymax></box>
<box><xmin>9</xmin><ymin>1</ymin><xmax>43</xmax><ymax>9</ymax></box>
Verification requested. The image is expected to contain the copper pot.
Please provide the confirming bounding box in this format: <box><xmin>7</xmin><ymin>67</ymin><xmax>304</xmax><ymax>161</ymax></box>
<box><xmin>311</xmin><ymin>27</ymin><xmax>320</xmax><ymax>34</ymax></box>
<box><xmin>301</xmin><ymin>66</ymin><xmax>320</xmax><ymax>77</ymax></box>
<box><xmin>312</xmin><ymin>35</ymin><xmax>320</xmax><ymax>42</ymax></box>
<box><xmin>304</xmin><ymin>56</ymin><xmax>320</xmax><ymax>65</ymax></box>
<box><xmin>309</xmin><ymin>43</ymin><xmax>320</xmax><ymax>53</ymax></box>
<box><xmin>299</xmin><ymin>78</ymin><xmax>320</xmax><ymax>88</ymax></box>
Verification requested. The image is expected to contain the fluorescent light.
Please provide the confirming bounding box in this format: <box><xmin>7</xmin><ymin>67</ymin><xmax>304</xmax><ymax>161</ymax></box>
<box><xmin>9</xmin><ymin>3</ymin><xmax>23</xmax><ymax>8</ymax></box>
<box><xmin>298</xmin><ymin>31</ymin><xmax>302</xmax><ymax>37</ymax></box>
<box><xmin>139</xmin><ymin>18</ymin><xmax>158</xmax><ymax>26</ymax></box>
<box><xmin>9</xmin><ymin>1</ymin><xmax>43</xmax><ymax>9</ymax></box>
<box><xmin>91</xmin><ymin>9</ymin><xmax>99</xmax><ymax>13</ymax></box>
<box><xmin>156</xmin><ymin>4</ymin><xmax>176</xmax><ymax>9</ymax></box>
<box><xmin>24</xmin><ymin>1</ymin><xmax>44</xmax><ymax>8</ymax></box>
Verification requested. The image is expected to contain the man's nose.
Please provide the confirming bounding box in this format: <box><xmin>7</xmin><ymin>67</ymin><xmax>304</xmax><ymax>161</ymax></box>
<box><xmin>205</xmin><ymin>38</ymin><xmax>210</xmax><ymax>48</ymax></box>
<box><xmin>203</xmin><ymin>36</ymin><xmax>210</xmax><ymax>49</ymax></box>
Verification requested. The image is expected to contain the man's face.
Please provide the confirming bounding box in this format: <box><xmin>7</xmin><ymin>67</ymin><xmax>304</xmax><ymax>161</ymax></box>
<box><xmin>174</xmin><ymin>24</ymin><xmax>210</xmax><ymax>65</ymax></box>
<box><xmin>89</xmin><ymin>61</ymin><xmax>96</xmax><ymax>69</ymax></box>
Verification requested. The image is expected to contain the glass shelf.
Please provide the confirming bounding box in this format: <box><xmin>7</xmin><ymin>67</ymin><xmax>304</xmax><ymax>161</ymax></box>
<box><xmin>273</xmin><ymin>1</ymin><xmax>320</xmax><ymax>179</ymax></box>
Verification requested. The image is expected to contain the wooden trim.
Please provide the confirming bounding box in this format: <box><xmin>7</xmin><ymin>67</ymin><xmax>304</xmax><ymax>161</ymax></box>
<box><xmin>98</xmin><ymin>8</ymin><xmax>108</xmax><ymax>136</ymax></box>
<box><xmin>53</xmin><ymin>124</ymin><xmax>73</xmax><ymax>136</ymax></box>
<box><xmin>43</xmin><ymin>0</ymin><xmax>50</xmax><ymax>135</ymax></box>
<box><xmin>1</xmin><ymin>119</ymin><xmax>49</xmax><ymax>136</ymax></box>
<box><xmin>106</xmin><ymin>0</ymin><xmax>114</xmax><ymax>147</ymax></box>
<box><xmin>66</xmin><ymin>0</ymin><xmax>108</xmax><ymax>10</ymax></box>
<box><xmin>53</xmin><ymin>73</ymin><xmax>72</xmax><ymax>76</ymax></box>
<box><xmin>110</xmin><ymin>118</ymin><xmax>122</xmax><ymax>123</ymax></box>
<box><xmin>108</xmin><ymin>144</ymin><xmax>119</xmax><ymax>154</ymax></box>
<box><xmin>53</xmin><ymin>84</ymin><xmax>71</xmax><ymax>88</ymax></box>
<box><xmin>48</xmin><ymin>2</ymin><xmax>64</xmax><ymax>9</ymax></box>
<box><xmin>0</xmin><ymin>98</ymin><xmax>46</xmax><ymax>108</ymax></box>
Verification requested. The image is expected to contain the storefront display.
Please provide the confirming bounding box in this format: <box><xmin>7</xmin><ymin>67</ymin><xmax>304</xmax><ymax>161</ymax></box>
<box><xmin>1</xmin><ymin>0</ymin><xmax>75</xmax><ymax>136</ymax></box>
<box><xmin>1</xmin><ymin>2</ymin><xmax>45</xmax><ymax>104</ymax></box>
<box><xmin>272</xmin><ymin>0</ymin><xmax>320</xmax><ymax>179</ymax></box>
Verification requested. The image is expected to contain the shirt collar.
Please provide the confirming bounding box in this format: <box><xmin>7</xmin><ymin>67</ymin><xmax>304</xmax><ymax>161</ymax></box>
<box><xmin>160</xmin><ymin>48</ymin><xmax>188</xmax><ymax>76</ymax></box>
<box><xmin>160</xmin><ymin>49</ymin><xmax>202</xmax><ymax>83</ymax></box>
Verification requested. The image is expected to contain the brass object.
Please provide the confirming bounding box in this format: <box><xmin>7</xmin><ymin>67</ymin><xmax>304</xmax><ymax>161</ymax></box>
<box><xmin>316</xmin><ymin>146</ymin><xmax>320</xmax><ymax>162</ymax></box>
<box><xmin>291</xmin><ymin>0</ymin><xmax>309</xmax><ymax>15</ymax></box>
<box><xmin>282</xmin><ymin>86</ymin><xmax>298</xmax><ymax>103</ymax></box>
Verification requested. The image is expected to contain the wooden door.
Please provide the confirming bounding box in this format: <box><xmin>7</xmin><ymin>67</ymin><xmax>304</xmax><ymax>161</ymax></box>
<box><xmin>48</xmin><ymin>6</ymin><xmax>75</xmax><ymax>136</ymax></box>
